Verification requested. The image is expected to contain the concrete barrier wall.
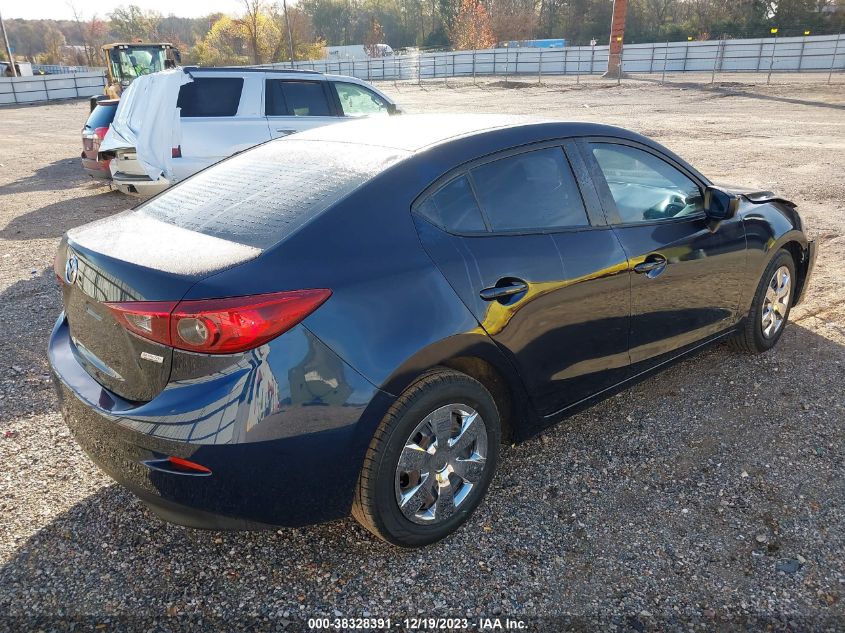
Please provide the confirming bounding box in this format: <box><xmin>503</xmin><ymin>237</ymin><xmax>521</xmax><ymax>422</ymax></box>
<box><xmin>0</xmin><ymin>72</ymin><xmax>106</xmax><ymax>105</ymax></box>
<box><xmin>266</xmin><ymin>33</ymin><xmax>845</xmax><ymax>81</ymax></box>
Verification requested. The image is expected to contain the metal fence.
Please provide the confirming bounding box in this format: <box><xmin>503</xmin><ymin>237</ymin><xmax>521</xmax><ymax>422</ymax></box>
<box><xmin>0</xmin><ymin>71</ymin><xmax>106</xmax><ymax>105</ymax></box>
<box><xmin>266</xmin><ymin>33</ymin><xmax>845</xmax><ymax>84</ymax></box>
<box><xmin>31</xmin><ymin>63</ymin><xmax>105</xmax><ymax>75</ymax></box>
<box><xmin>3</xmin><ymin>33</ymin><xmax>842</xmax><ymax>105</ymax></box>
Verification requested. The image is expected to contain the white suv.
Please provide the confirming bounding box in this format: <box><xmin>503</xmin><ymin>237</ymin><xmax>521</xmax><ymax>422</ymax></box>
<box><xmin>103</xmin><ymin>67</ymin><xmax>399</xmax><ymax>196</ymax></box>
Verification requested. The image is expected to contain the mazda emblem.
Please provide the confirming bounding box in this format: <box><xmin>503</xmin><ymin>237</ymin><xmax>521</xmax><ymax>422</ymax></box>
<box><xmin>65</xmin><ymin>254</ymin><xmax>79</xmax><ymax>285</ymax></box>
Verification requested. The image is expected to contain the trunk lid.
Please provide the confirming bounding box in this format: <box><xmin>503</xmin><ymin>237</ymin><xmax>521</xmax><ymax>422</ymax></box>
<box><xmin>57</xmin><ymin>210</ymin><xmax>261</xmax><ymax>402</ymax></box>
<box><xmin>99</xmin><ymin>69</ymin><xmax>191</xmax><ymax>181</ymax></box>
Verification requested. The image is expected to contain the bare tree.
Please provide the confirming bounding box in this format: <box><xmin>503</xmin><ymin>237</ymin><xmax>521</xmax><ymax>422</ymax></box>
<box><xmin>241</xmin><ymin>0</ymin><xmax>265</xmax><ymax>64</ymax></box>
<box><xmin>68</xmin><ymin>2</ymin><xmax>94</xmax><ymax>66</ymax></box>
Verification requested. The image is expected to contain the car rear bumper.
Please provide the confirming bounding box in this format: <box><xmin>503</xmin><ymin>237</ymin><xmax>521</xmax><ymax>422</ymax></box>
<box><xmin>81</xmin><ymin>157</ymin><xmax>111</xmax><ymax>180</ymax></box>
<box><xmin>111</xmin><ymin>171</ymin><xmax>170</xmax><ymax>197</ymax></box>
<box><xmin>48</xmin><ymin>314</ymin><xmax>392</xmax><ymax>529</ymax></box>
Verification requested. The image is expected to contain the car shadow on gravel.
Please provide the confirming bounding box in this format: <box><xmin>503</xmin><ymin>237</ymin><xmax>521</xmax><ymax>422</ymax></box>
<box><xmin>0</xmin><ymin>190</ymin><xmax>127</xmax><ymax>240</ymax></box>
<box><xmin>0</xmin><ymin>270</ymin><xmax>63</xmax><ymax>420</ymax></box>
<box><xmin>628</xmin><ymin>76</ymin><xmax>845</xmax><ymax>111</ymax></box>
<box><xmin>0</xmin><ymin>158</ymin><xmax>98</xmax><ymax>196</ymax></box>
<box><xmin>1</xmin><ymin>321</ymin><xmax>842</xmax><ymax>628</ymax></box>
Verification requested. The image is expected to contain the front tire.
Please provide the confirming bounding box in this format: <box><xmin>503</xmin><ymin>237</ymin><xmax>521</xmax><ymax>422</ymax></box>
<box><xmin>730</xmin><ymin>249</ymin><xmax>796</xmax><ymax>354</ymax></box>
<box><xmin>352</xmin><ymin>368</ymin><xmax>500</xmax><ymax>547</ymax></box>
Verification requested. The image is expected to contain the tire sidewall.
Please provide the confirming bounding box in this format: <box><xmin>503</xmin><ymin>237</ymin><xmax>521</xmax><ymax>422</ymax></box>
<box><xmin>751</xmin><ymin>250</ymin><xmax>796</xmax><ymax>351</ymax></box>
<box><xmin>371</xmin><ymin>377</ymin><xmax>500</xmax><ymax>547</ymax></box>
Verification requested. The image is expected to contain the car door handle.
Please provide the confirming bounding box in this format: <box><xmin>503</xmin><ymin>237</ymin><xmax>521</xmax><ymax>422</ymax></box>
<box><xmin>633</xmin><ymin>255</ymin><xmax>667</xmax><ymax>275</ymax></box>
<box><xmin>275</xmin><ymin>129</ymin><xmax>296</xmax><ymax>136</ymax></box>
<box><xmin>480</xmin><ymin>280</ymin><xmax>528</xmax><ymax>301</ymax></box>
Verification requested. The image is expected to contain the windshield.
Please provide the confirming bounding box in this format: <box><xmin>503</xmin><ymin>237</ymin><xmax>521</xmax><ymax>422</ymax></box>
<box><xmin>109</xmin><ymin>47</ymin><xmax>167</xmax><ymax>82</ymax></box>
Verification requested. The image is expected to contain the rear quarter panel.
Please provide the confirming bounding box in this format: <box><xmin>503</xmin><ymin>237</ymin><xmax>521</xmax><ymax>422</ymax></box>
<box><xmin>187</xmin><ymin>159</ymin><xmax>539</xmax><ymax>438</ymax></box>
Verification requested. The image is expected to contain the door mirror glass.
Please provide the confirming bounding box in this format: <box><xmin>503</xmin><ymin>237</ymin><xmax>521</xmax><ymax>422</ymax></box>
<box><xmin>703</xmin><ymin>186</ymin><xmax>739</xmax><ymax>220</ymax></box>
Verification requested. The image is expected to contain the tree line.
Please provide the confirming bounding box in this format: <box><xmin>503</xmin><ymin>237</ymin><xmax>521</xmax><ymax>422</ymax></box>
<box><xmin>5</xmin><ymin>0</ymin><xmax>844</xmax><ymax>67</ymax></box>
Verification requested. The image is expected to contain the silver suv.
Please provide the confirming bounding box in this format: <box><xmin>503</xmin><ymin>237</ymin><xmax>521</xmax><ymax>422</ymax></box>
<box><xmin>104</xmin><ymin>67</ymin><xmax>399</xmax><ymax>196</ymax></box>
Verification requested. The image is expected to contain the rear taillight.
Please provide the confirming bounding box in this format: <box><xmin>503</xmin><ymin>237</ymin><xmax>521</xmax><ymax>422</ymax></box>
<box><xmin>171</xmin><ymin>145</ymin><xmax>181</xmax><ymax>158</ymax></box>
<box><xmin>94</xmin><ymin>126</ymin><xmax>109</xmax><ymax>140</ymax></box>
<box><xmin>107</xmin><ymin>300</ymin><xmax>175</xmax><ymax>343</ymax></box>
<box><xmin>105</xmin><ymin>290</ymin><xmax>331</xmax><ymax>354</ymax></box>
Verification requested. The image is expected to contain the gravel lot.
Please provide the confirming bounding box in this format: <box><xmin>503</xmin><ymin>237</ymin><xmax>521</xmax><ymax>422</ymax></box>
<box><xmin>1</xmin><ymin>76</ymin><xmax>843</xmax><ymax>631</ymax></box>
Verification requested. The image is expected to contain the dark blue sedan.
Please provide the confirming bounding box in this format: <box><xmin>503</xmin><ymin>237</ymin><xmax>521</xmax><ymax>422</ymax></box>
<box><xmin>49</xmin><ymin>115</ymin><xmax>816</xmax><ymax>546</ymax></box>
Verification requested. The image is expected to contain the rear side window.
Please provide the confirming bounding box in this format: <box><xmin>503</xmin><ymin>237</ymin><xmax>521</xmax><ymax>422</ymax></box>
<box><xmin>266</xmin><ymin>80</ymin><xmax>332</xmax><ymax>117</ymax></box>
<box><xmin>138</xmin><ymin>139</ymin><xmax>406</xmax><ymax>249</ymax></box>
<box><xmin>470</xmin><ymin>148</ymin><xmax>588</xmax><ymax>231</ymax></box>
<box><xmin>417</xmin><ymin>176</ymin><xmax>486</xmax><ymax>233</ymax></box>
<box><xmin>177</xmin><ymin>78</ymin><xmax>244</xmax><ymax>117</ymax></box>
<box><xmin>85</xmin><ymin>103</ymin><xmax>117</xmax><ymax>129</ymax></box>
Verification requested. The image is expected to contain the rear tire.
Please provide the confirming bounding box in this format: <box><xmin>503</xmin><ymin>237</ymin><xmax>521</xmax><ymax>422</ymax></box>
<box><xmin>730</xmin><ymin>249</ymin><xmax>795</xmax><ymax>354</ymax></box>
<box><xmin>352</xmin><ymin>368</ymin><xmax>500</xmax><ymax>547</ymax></box>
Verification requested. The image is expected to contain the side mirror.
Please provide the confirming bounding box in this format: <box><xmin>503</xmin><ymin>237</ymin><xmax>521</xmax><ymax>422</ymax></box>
<box><xmin>386</xmin><ymin>103</ymin><xmax>398</xmax><ymax>115</ymax></box>
<box><xmin>173</xmin><ymin>49</ymin><xmax>182</xmax><ymax>64</ymax></box>
<box><xmin>704</xmin><ymin>186</ymin><xmax>739</xmax><ymax>221</ymax></box>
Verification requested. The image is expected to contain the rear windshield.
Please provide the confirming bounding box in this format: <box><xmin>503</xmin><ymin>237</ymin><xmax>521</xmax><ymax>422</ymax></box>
<box><xmin>85</xmin><ymin>103</ymin><xmax>117</xmax><ymax>129</ymax></box>
<box><xmin>137</xmin><ymin>139</ymin><xmax>407</xmax><ymax>249</ymax></box>
<box><xmin>177</xmin><ymin>78</ymin><xmax>244</xmax><ymax>117</ymax></box>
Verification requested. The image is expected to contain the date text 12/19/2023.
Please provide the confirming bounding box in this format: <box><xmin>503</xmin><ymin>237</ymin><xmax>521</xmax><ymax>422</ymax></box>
<box><xmin>307</xmin><ymin>617</ymin><xmax>528</xmax><ymax>630</ymax></box>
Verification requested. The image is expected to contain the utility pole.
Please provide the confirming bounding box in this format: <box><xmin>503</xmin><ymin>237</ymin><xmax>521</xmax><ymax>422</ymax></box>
<box><xmin>603</xmin><ymin>0</ymin><xmax>627</xmax><ymax>79</ymax></box>
<box><xmin>282</xmin><ymin>0</ymin><xmax>295</xmax><ymax>64</ymax></box>
<box><xmin>0</xmin><ymin>9</ymin><xmax>17</xmax><ymax>77</ymax></box>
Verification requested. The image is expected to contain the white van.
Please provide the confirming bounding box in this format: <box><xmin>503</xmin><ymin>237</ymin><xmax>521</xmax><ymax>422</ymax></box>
<box><xmin>101</xmin><ymin>67</ymin><xmax>399</xmax><ymax>196</ymax></box>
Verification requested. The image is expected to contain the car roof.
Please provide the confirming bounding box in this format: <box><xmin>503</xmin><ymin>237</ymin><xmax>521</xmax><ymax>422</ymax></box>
<box><xmin>182</xmin><ymin>66</ymin><xmax>323</xmax><ymax>76</ymax></box>
<box><xmin>292</xmin><ymin>114</ymin><xmax>640</xmax><ymax>153</ymax></box>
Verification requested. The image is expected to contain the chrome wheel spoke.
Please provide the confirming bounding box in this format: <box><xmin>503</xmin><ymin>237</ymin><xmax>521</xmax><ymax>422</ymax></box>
<box><xmin>434</xmin><ymin>479</ymin><xmax>456</xmax><ymax>520</ymax></box>
<box><xmin>398</xmin><ymin>442</ymin><xmax>430</xmax><ymax>472</ymax></box>
<box><xmin>432</xmin><ymin>408</ymin><xmax>455</xmax><ymax>448</ymax></box>
<box><xmin>449</xmin><ymin>410</ymin><xmax>482</xmax><ymax>454</ymax></box>
<box><xmin>398</xmin><ymin>475</ymin><xmax>434</xmax><ymax>519</ymax></box>
<box><xmin>453</xmin><ymin>454</ymin><xmax>485</xmax><ymax>482</ymax></box>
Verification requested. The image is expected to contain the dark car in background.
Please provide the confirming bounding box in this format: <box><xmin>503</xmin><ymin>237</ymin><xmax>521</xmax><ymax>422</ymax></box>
<box><xmin>81</xmin><ymin>99</ymin><xmax>118</xmax><ymax>179</ymax></box>
<box><xmin>50</xmin><ymin>115</ymin><xmax>815</xmax><ymax>547</ymax></box>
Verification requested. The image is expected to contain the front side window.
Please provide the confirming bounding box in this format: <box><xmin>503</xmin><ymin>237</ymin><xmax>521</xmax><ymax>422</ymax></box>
<box><xmin>177</xmin><ymin>78</ymin><xmax>243</xmax><ymax>117</ymax></box>
<box><xmin>266</xmin><ymin>80</ymin><xmax>332</xmax><ymax>117</ymax></box>
<box><xmin>333</xmin><ymin>82</ymin><xmax>390</xmax><ymax>116</ymax></box>
<box><xmin>590</xmin><ymin>143</ymin><xmax>703</xmax><ymax>223</ymax></box>
<box><xmin>470</xmin><ymin>148</ymin><xmax>589</xmax><ymax>232</ymax></box>
<box><xmin>416</xmin><ymin>176</ymin><xmax>486</xmax><ymax>233</ymax></box>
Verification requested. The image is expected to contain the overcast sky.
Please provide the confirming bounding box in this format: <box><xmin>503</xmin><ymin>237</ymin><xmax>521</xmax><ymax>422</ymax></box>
<box><xmin>2</xmin><ymin>0</ymin><xmax>249</xmax><ymax>20</ymax></box>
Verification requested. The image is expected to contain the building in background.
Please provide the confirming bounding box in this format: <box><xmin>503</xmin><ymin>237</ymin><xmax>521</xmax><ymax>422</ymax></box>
<box><xmin>503</xmin><ymin>39</ymin><xmax>567</xmax><ymax>49</ymax></box>
<box><xmin>324</xmin><ymin>44</ymin><xmax>394</xmax><ymax>61</ymax></box>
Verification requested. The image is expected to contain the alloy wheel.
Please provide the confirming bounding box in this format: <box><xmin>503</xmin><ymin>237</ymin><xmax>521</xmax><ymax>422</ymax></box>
<box><xmin>394</xmin><ymin>404</ymin><xmax>488</xmax><ymax>525</ymax></box>
<box><xmin>761</xmin><ymin>265</ymin><xmax>791</xmax><ymax>338</ymax></box>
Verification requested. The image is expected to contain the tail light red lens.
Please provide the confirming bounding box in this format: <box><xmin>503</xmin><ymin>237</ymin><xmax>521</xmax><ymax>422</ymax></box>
<box><xmin>167</xmin><ymin>456</ymin><xmax>212</xmax><ymax>474</ymax></box>
<box><xmin>107</xmin><ymin>300</ymin><xmax>176</xmax><ymax>343</ymax></box>
<box><xmin>105</xmin><ymin>290</ymin><xmax>331</xmax><ymax>354</ymax></box>
<box><xmin>94</xmin><ymin>126</ymin><xmax>109</xmax><ymax>140</ymax></box>
<box><xmin>171</xmin><ymin>145</ymin><xmax>182</xmax><ymax>158</ymax></box>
